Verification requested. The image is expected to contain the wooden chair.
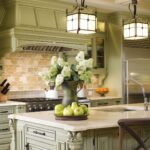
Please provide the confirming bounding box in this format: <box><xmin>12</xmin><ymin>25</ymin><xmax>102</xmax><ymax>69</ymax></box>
<box><xmin>118</xmin><ymin>118</ymin><xmax>150</xmax><ymax>150</ymax></box>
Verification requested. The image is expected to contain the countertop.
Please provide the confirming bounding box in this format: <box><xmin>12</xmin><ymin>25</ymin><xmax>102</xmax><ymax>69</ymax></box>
<box><xmin>9</xmin><ymin>103</ymin><xmax>150</xmax><ymax>132</ymax></box>
<box><xmin>0</xmin><ymin>101</ymin><xmax>26</xmax><ymax>107</ymax></box>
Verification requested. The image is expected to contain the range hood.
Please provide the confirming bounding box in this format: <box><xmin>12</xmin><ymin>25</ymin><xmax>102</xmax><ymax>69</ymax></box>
<box><xmin>21</xmin><ymin>42</ymin><xmax>87</xmax><ymax>52</ymax></box>
<box><xmin>0</xmin><ymin>0</ymin><xmax>91</xmax><ymax>57</ymax></box>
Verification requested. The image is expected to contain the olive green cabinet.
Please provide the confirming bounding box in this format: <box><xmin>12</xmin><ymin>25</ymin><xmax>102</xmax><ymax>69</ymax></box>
<box><xmin>13</xmin><ymin>120</ymin><xmax>150</xmax><ymax>150</ymax></box>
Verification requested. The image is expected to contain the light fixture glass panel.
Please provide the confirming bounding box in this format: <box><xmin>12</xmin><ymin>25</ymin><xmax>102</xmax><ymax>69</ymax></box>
<box><xmin>88</xmin><ymin>20</ymin><xmax>95</xmax><ymax>30</ymax></box>
<box><xmin>124</xmin><ymin>28</ymin><xmax>130</xmax><ymax>37</ymax></box>
<box><xmin>143</xmin><ymin>24</ymin><xmax>148</xmax><ymax>28</ymax></box>
<box><xmin>137</xmin><ymin>27</ymin><xmax>143</xmax><ymax>36</ymax></box>
<box><xmin>80</xmin><ymin>19</ymin><xmax>88</xmax><ymax>29</ymax></box>
<box><xmin>67</xmin><ymin>15</ymin><xmax>73</xmax><ymax>21</ymax></box>
<box><xmin>67</xmin><ymin>20</ymin><xmax>73</xmax><ymax>30</ymax></box>
<box><xmin>137</xmin><ymin>23</ymin><xmax>142</xmax><ymax>28</ymax></box>
<box><xmin>143</xmin><ymin>28</ymin><xmax>148</xmax><ymax>36</ymax></box>
<box><xmin>130</xmin><ymin>28</ymin><xmax>135</xmax><ymax>36</ymax></box>
<box><xmin>80</xmin><ymin>14</ymin><xmax>88</xmax><ymax>19</ymax></box>
<box><xmin>89</xmin><ymin>15</ymin><xmax>95</xmax><ymax>20</ymax></box>
<box><xmin>72</xmin><ymin>19</ymin><xmax>78</xmax><ymax>30</ymax></box>
<box><xmin>73</xmin><ymin>14</ymin><xmax>78</xmax><ymax>19</ymax></box>
<box><xmin>130</xmin><ymin>23</ymin><xmax>135</xmax><ymax>28</ymax></box>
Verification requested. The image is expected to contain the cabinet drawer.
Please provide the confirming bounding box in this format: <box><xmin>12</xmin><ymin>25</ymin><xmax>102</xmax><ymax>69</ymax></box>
<box><xmin>25</xmin><ymin>125</ymin><xmax>56</xmax><ymax>141</ymax></box>
<box><xmin>0</xmin><ymin>130</ymin><xmax>11</xmax><ymax>144</ymax></box>
<box><xmin>0</xmin><ymin>143</ymin><xmax>10</xmax><ymax>150</ymax></box>
<box><xmin>0</xmin><ymin>114</ymin><xmax>9</xmax><ymax>123</ymax></box>
<box><xmin>0</xmin><ymin>107</ymin><xmax>14</xmax><ymax>114</ymax></box>
<box><xmin>0</xmin><ymin>123</ymin><xmax>9</xmax><ymax>130</ymax></box>
<box><xmin>91</xmin><ymin>101</ymin><xmax>109</xmax><ymax>107</ymax></box>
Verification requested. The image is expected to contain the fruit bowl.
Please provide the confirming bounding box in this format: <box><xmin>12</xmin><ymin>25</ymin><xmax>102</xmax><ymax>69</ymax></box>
<box><xmin>55</xmin><ymin>115</ymin><xmax>88</xmax><ymax>121</ymax></box>
<box><xmin>95</xmin><ymin>87</ymin><xmax>109</xmax><ymax>96</ymax></box>
<box><xmin>54</xmin><ymin>102</ymin><xmax>89</xmax><ymax>121</ymax></box>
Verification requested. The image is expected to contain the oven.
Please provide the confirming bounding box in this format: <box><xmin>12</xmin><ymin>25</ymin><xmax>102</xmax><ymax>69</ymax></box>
<box><xmin>10</xmin><ymin>98</ymin><xmax>62</xmax><ymax>112</ymax></box>
<box><xmin>10</xmin><ymin>97</ymin><xmax>90</xmax><ymax>112</ymax></box>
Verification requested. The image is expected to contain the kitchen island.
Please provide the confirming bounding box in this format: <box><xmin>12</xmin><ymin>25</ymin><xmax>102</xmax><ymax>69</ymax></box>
<box><xmin>9</xmin><ymin>104</ymin><xmax>150</xmax><ymax>150</ymax></box>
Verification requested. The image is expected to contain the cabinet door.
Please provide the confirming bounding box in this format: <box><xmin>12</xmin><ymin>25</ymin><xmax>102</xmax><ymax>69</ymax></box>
<box><xmin>86</xmin><ymin>36</ymin><xmax>105</xmax><ymax>69</ymax></box>
<box><xmin>95</xmin><ymin>129</ymin><xmax>117</xmax><ymax>150</ymax></box>
<box><xmin>25</xmin><ymin>143</ymin><xmax>50</xmax><ymax>150</ymax></box>
<box><xmin>123</xmin><ymin>128</ymin><xmax>140</xmax><ymax>150</ymax></box>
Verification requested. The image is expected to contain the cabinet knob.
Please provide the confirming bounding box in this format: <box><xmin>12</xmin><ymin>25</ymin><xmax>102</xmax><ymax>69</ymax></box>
<box><xmin>25</xmin><ymin>143</ymin><xmax>29</xmax><ymax>150</ymax></box>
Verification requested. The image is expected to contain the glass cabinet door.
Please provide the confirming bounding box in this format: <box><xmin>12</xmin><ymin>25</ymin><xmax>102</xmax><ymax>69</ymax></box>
<box><xmin>86</xmin><ymin>37</ymin><xmax>105</xmax><ymax>69</ymax></box>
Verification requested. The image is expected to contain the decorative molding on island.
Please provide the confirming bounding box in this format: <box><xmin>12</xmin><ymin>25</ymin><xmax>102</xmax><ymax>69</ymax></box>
<box><xmin>67</xmin><ymin>132</ymin><xmax>83</xmax><ymax>150</ymax></box>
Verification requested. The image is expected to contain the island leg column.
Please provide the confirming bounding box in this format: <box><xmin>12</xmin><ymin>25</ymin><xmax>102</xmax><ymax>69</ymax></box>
<box><xmin>67</xmin><ymin>131</ymin><xmax>83</xmax><ymax>150</ymax></box>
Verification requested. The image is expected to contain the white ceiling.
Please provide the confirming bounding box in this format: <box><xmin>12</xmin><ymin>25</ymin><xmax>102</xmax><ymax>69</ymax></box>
<box><xmin>60</xmin><ymin>0</ymin><xmax>150</xmax><ymax>14</ymax></box>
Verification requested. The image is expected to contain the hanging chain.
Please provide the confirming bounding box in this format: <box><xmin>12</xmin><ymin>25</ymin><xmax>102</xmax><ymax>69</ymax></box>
<box><xmin>129</xmin><ymin>0</ymin><xmax>138</xmax><ymax>19</ymax></box>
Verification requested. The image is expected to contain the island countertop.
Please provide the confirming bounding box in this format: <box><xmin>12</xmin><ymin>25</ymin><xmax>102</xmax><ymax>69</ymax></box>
<box><xmin>9</xmin><ymin>103</ymin><xmax>150</xmax><ymax>132</ymax></box>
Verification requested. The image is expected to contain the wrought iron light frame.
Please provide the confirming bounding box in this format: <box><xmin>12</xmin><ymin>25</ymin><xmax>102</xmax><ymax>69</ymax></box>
<box><xmin>66</xmin><ymin>0</ymin><xmax>97</xmax><ymax>34</ymax></box>
<box><xmin>123</xmin><ymin>0</ymin><xmax>149</xmax><ymax>40</ymax></box>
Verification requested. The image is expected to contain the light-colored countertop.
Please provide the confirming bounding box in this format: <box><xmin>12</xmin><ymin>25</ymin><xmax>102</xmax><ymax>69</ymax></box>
<box><xmin>88</xmin><ymin>96</ymin><xmax>122</xmax><ymax>101</ymax></box>
<box><xmin>9</xmin><ymin>103</ymin><xmax>150</xmax><ymax>132</ymax></box>
<box><xmin>0</xmin><ymin>101</ymin><xmax>26</xmax><ymax>107</ymax></box>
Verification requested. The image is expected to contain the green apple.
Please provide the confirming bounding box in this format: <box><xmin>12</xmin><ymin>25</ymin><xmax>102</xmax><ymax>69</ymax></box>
<box><xmin>71</xmin><ymin>102</ymin><xmax>78</xmax><ymax>110</ymax></box>
<box><xmin>73</xmin><ymin>106</ymin><xmax>84</xmax><ymax>116</ymax></box>
<box><xmin>63</xmin><ymin>105</ymin><xmax>74</xmax><ymax>116</ymax></box>
<box><xmin>54</xmin><ymin>104</ymin><xmax>64</xmax><ymax>116</ymax></box>
<box><xmin>80</xmin><ymin>104</ymin><xmax>89</xmax><ymax>116</ymax></box>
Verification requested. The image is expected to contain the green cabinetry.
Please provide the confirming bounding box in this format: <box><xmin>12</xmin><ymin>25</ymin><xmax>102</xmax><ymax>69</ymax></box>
<box><xmin>0</xmin><ymin>104</ymin><xmax>25</xmax><ymax>150</ymax></box>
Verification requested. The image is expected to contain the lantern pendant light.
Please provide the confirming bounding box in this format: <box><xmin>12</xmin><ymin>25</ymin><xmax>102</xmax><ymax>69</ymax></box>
<box><xmin>123</xmin><ymin>0</ymin><xmax>149</xmax><ymax>40</ymax></box>
<box><xmin>66</xmin><ymin>0</ymin><xmax>97</xmax><ymax>34</ymax></box>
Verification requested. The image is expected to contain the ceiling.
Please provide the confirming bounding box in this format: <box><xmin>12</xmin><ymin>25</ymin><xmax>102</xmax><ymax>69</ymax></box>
<box><xmin>60</xmin><ymin>0</ymin><xmax>150</xmax><ymax>14</ymax></box>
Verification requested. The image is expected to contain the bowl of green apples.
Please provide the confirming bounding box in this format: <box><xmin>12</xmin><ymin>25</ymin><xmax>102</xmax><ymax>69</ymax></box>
<box><xmin>54</xmin><ymin>102</ymin><xmax>89</xmax><ymax>121</ymax></box>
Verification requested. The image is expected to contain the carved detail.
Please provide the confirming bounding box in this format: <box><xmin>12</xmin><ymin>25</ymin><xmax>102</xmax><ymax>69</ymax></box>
<box><xmin>67</xmin><ymin>131</ymin><xmax>83</xmax><ymax>150</ymax></box>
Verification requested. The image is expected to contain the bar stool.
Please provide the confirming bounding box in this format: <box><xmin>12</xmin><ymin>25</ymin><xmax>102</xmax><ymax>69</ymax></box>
<box><xmin>118</xmin><ymin>118</ymin><xmax>150</xmax><ymax>150</ymax></box>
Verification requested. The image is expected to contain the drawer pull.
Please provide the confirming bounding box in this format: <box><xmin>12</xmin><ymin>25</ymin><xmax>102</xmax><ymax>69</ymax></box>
<box><xmin>0</xmin><ymin>128</ymin><xmax>9</xmax><ymax>131</ymax></box>
<box><xmin>33</xmin><ymin>130</ymin><xmax>46</xmax><ymax>136</ymax></box>
<box><xmin>0</xmin><ymin>111</ymin><xmax>8</xmax><ymax>114</ymax></box>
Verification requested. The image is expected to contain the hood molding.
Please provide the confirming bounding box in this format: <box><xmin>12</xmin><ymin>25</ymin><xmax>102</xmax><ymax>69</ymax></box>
<box><xmin>0</xmin><ymin>0</ymin><xmax>92</xmax><ymax>57</ymax></box>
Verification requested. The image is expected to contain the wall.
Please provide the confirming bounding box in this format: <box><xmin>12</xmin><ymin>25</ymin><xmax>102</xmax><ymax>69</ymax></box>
<box><xmin>104</xmin><ymin>12</ymin><xmax>123</xmax><ymax>97</ymax></box>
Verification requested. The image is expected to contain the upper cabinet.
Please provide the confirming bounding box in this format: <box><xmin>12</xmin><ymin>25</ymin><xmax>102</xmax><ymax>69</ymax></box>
<box><xmin>16</xmin><ymin>3</ymin><xmax>66</xmax><ymax>31</ymax></box>
<box><xmin>86</xmin><ymin>33</ymin><xmax>107</xmax><ymax>73</ymax></box>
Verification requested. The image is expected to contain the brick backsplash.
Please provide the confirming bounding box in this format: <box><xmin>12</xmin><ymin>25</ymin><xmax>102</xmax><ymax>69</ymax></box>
<box><xmin>1</xmin><ymin>51</ymin><xmax>53</xmax><ymax>91</ymax></box>
<box><xmin>1</xmin><ymin>51</ymin><xmax>101</xmax><ymax>95</ymax></box>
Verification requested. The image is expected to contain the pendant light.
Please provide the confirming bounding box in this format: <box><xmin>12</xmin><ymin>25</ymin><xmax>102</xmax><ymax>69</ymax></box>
<box><xmin>123</xmin><ymin>0</ymin><xmax>149</xmax><ymax>40</ymax></box>
<box><xmin>66</xmin><ymin>0</ymin><xmax>97</xmax><ymax>34</ymax></box>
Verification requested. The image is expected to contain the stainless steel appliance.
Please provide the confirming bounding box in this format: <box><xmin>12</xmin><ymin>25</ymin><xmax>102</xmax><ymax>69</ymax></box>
<box><xmin>124</xmin><ymin>59</ymin><xmax>150</xmax><ymax>104</ymax></box>
<box><xmin>11</xmin><ymin>97</ymin><xmax>90</xmax><ymax>112</ymax></box>
<box><xmin>10</xmin><ymin>98</ymin><xmax>62</xmax><ymax>112</ymax></box>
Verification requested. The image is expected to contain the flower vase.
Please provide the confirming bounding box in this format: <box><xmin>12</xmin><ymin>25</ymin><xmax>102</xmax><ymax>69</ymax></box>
<box><xmin>62</xmin><ymin>81</ymin><xmax>78</xmax><ymax>107</ymax></box>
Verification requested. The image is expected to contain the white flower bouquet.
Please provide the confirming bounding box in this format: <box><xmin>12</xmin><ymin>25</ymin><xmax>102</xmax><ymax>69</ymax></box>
<box><xmin>43</xmin><ymin>51</ymin><xmax>93</xmax><ymax>88</ymax></box>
